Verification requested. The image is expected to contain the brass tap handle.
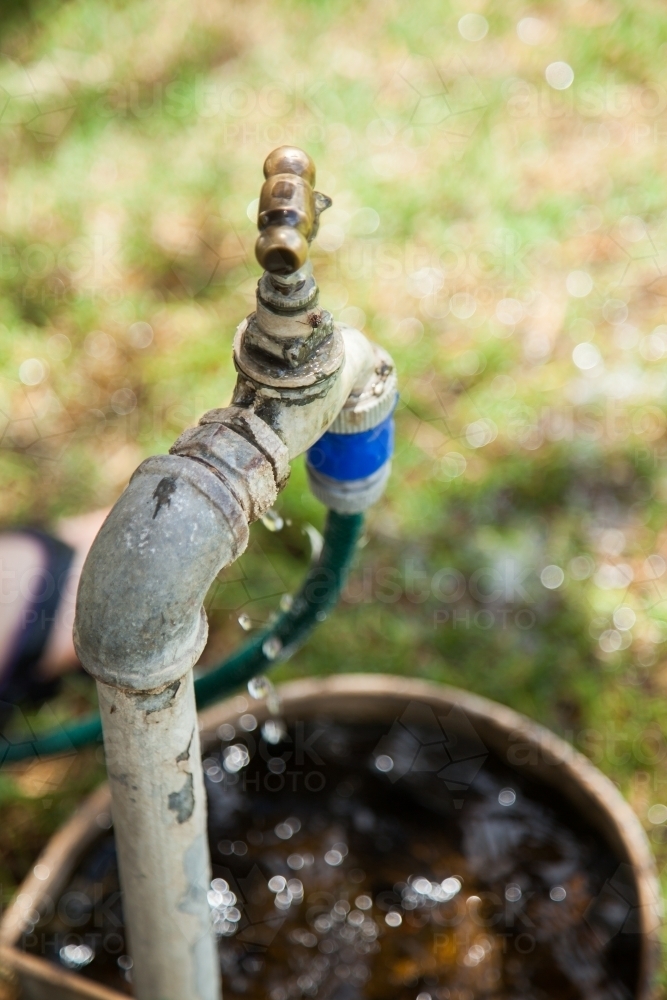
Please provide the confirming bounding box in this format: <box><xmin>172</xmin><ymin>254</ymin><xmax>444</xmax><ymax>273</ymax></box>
<box><xmin>255</xmin><ymin>146</ymin><xmax>332</xmax><ymax>276</ymax></box>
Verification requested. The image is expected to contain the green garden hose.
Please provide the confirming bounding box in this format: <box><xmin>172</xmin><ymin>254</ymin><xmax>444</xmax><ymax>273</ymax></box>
<box><xmin>0</xmin><ymin>510</ymin><xmax>363</xmax><ymax>765</ymax></box>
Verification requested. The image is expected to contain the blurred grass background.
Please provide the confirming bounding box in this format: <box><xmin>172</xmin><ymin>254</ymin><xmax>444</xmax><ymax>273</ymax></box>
<box><xmin>2</xmin><ymin>0</ymin><xmax>667</xmax><ymax>977</ymax></box>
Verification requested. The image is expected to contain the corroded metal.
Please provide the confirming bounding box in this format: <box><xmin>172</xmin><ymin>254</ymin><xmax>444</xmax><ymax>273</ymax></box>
<box><xmin>171</xmin><ymin>417</ymin><xmax>281</xmax><ymax>522</ymax></box>
<box><xmin>233</xmin><ymin>314</ymin><xmax>345</xmax><ymax>388</ymax></box>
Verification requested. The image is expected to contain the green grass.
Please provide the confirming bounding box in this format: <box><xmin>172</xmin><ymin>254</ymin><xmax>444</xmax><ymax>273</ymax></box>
<box><xmin>2</xmin><ymin>0</ymin><xmax>667</xmax><ymax>986</ymax></box>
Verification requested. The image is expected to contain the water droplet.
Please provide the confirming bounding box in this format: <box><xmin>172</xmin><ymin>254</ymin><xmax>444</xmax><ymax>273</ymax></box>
<box><xmin>385</xmin><ymin>911</ymin><xmax>402</xmax><ymax>927</ymax></box>
<box><xmin>287</xmin><ymin>878</ymin><xmax>304</xmax><ymax>899</ymax></box>
<box><xmin>325</xmin><ymin>849</ymin><xmax>343</xmax><ymax>866</ymax></box>
<box><xmin>412</xmin><ymin>877</ymin><xmax>432</xmax><ymax>895</ymax></box>
<box><xmin>262</xmin><ymin>719</ymin><xmax>287</xmax><ymax>744</ymax></box>
<box><xmin>203</xmin><ymin>758</ymin><xmax>224</xmax><ymax>782</ymax></box>
<box><xmin>267</xmin><ymin>692</ymin><xmax>282</xmax><ymax>715</ymax></box>
<box><xmin>262</xmin><ymin>636</ymin><xmax>283</xmax><ymax>661</ymax></box>
<box><xmin>217</xmin><ymin>722</ymin><xmax>235</xmax><ymax>741</ymax></box>
<box><xmin>375</xmin><ymin>754</ymin><xmax>394</xmax><ymax>773</ymax></box>
<box><xmin>440</xmin><ymin>876</ymin><xmax>462</xmax><ymax>899</ymax></box>
<box><xmin>247</xmin><ymin>675</ymin><xmax>272</xmax><ymax>700</ymax></box>
<box><xmin>222</xmin><ymin>744</ymin><xmax>250</xmax><ymax>773</ymax></box>
<box><xmin>279</xmin><ymin>593</ymin><xmax>294</xmax><ymax>612</ymax></box>
<box><xmin>303</xmin><ymin>523</ymin><xmax>324</xmax><ymax>562</ymax></box>
<box><xmin>261</xmin><ymin>508</ymin><xmax>284</xmax><ymax>532</ymax></box>
<box><xmin>505</xmin><ymin>883</ymin><xmax>522</xmax><ymax>902</ymax></box>
<box><xmin>275</xmin><ymin>889</ymin><xmax>293</xmax><ymax>910</ymax></box>
<box><xmin>238</xmin><ymin>613</ymin><xmax>253</xmax><ymax>631</ymax></box>
<box><xmin>498</xmin><ymin>787</ymin><xmax>516</xmax><ymax>806</ymax></box>
<box><xmin>550</xmin><ymin>885</ymin><xmax>567</xmax><ymax>902</ymax></box>
<box><xmin>60</xmin><ymin>944</ymin><xmax>95</xmax><ymax>970</ymax></box>
<box><xmin>239</xmin><ymin>713</ymin><xmax>257</xmax><ymax>732</ymax></box>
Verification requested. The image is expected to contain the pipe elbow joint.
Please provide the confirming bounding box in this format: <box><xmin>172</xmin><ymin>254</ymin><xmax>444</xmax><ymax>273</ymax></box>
<box><xmin>73</xmin><ymin>410</ymin><xmax>289</xmax><ymax>693</ymax></box>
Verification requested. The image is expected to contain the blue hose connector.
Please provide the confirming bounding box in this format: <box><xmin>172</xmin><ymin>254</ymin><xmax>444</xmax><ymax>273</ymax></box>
<box><xmin>307</xmin><ymin>348</ymin><xmax>397</xmax><ymax>513</ymax></box>
<box><xmin>307</xmin><ymin>411</ymin><xmax>394</xmax><ymax>481</ymax></box>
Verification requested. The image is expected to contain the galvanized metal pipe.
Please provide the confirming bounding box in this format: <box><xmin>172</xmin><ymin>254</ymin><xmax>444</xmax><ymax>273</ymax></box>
<box><xmin>74</xmin><ymin>442</ymin><xmax>277</xmax><ymax>1000</ymax></box>
<box><xmin>97</xmin><ymin>675</ymin><xmax>216</xmax><ymax>1000</ymax></box>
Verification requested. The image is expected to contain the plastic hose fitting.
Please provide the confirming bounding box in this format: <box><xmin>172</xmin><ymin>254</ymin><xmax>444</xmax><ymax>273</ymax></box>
<box><xmin>306</xmin><ymin>344</ymin><xmax>397</xmax><ymax>513</ymax></box>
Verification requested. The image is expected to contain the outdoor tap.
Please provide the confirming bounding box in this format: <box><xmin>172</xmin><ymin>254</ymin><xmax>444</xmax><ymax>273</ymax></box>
<box><xmin>239</xmin><ymin>146</ymin><xmax>338</xmax><ymax>375</ymax></box>
<box><xmin>73</xmin><ymin>146</ymin><xmax>396</xmax><ymax>1000</ymax></box>
<box><xmin>255</xmin><ymin>145</ymin><xmax>331</xmax><ymax>275</ymax></box>
<box><xmin>230</xmin><ymin>145</ymin><xmax>397</xmax><ymax>491</ymax></box>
